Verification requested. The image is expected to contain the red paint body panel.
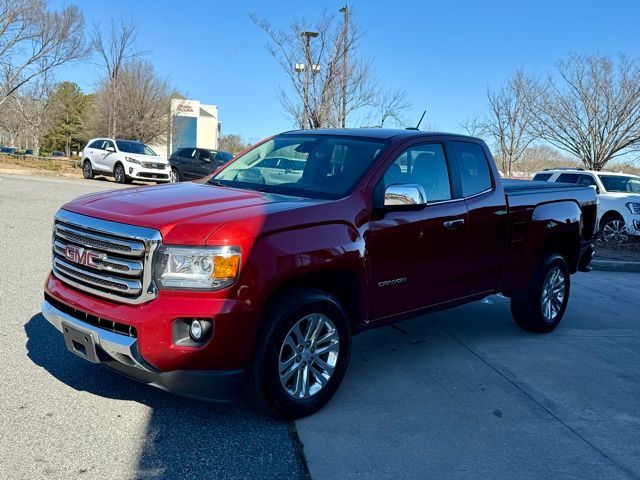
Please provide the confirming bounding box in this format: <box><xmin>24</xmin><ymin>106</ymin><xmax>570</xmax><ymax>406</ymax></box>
<box><xmin>45</xmin><ymin>131</ymin><xmax>598</xmax><ymax>374</ymax></box>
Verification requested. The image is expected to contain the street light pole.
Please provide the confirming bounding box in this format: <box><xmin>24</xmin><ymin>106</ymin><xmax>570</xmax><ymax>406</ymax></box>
<box><xmin>300</xmin><ymin>31</ymin><xmax>318</xmax><ymax>129</ymax></box>
<box><xmin>340</xmin><ymin>5</ymin><xmax>349</xmax><ymax>128</ymax></box>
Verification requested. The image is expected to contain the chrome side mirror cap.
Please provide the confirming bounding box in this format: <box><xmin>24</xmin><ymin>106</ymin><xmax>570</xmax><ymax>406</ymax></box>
<box><xmin>384</xmin><ymin>184</ymin><xmax>427</xmax><ymax>208</ymax></box>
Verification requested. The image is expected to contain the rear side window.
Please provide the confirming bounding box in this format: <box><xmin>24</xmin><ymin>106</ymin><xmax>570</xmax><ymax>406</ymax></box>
<box><xmin>453</xmin><ymin>141</ymin><xmax>492</xmax><ymax>196</ymax></box>
<box><xmin>89</xmin><ymin>140</ymin><xmax>104</xmax><ymax>149</ymax></box>
<box><xmin>533</xmin><ymin>173</ymin><xmax>552</xmax><ymax>181</ymax></box>
<box><xmin>180</xmin><ymin>148</ymin><xmax>196</xmax><ymax>159</ymax></box>
<box><xmin>556</xmin><ymin>173</ymin><xmax>580</xmax><ymax>183</ymax></box>
<box><xmin>577</xmin><ymin>175</ymin><xmax>596</xmax><ymax>187</ymax></box>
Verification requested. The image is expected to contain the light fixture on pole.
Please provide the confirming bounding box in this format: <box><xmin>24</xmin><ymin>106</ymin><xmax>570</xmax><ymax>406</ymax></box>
<box><xmin>299</xmin><ymin>30</ymin><xmax>319</xmax><ymax>129</ymax></box>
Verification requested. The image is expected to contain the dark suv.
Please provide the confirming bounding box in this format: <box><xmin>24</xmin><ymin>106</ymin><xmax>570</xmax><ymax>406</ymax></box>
<box><xmin>169</xmin><ymin>148</ymin><xmax>233</xmax><ymax>182</ymax></box>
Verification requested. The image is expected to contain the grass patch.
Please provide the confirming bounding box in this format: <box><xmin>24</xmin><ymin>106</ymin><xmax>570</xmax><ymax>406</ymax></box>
<box><xmin>0</xmin><ymin>154</ymin><xmax>80</xmax><ymax>173</ymax></box>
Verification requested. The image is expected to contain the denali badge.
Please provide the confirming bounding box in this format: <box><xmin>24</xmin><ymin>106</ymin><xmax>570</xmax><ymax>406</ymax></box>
<box><xmin>64</xmin><ymin>245</ymin><xmax>105</xmax><ymax>268</ymax></box>
<box><xmin>378</xmin><ymin>277</ymin><xmax>407</xmax><ymax>287</ymax></box>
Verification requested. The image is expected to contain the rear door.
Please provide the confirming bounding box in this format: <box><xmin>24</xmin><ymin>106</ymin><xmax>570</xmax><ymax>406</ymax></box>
<box><xmin>192</xmin><ymin>149</ymin><xmax>216</xmax><ymax>178</ymax></box>
<box><xmin>451</xmin><ymin>140</ymin><xmax>509</xmax><ymax>296</ymax></box>
<box><xmin>90</xmin><ymin>140</ymin><xmax>107</xmax><ymax>170</ymax></box>
<box><xmin>367</xmin><ymin>141</ymin><xmax>469</xmax><ymax>320</ymax></box>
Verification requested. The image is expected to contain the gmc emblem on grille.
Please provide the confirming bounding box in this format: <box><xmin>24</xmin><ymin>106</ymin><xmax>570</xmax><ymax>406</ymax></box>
<box><xmin>64</xmin><ymin>245</ymin><xmax>105</xmax><ymax>268</ymax></box>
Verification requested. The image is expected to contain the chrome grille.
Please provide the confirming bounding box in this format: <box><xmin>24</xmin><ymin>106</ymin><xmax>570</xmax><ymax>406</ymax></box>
<box><xmin>142</xmin><ymin>162</ymin><xmax>166</xmax><ymax>170</ymax></box>
<box><xmin>52</xmin><ymin>210</ymin><xmax>162</xmax><ymax>304</ymax></box>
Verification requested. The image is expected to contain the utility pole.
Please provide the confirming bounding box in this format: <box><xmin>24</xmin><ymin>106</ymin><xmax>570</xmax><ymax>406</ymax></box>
<box><xmin>300</xmin><ymin>31</ymin><xmax>318</xmax><ymax>129</ymax></box>
<box><xmin>339</xmin><ymin>5</ymin><xmax>349</xmax><ymax>128</ymax></box>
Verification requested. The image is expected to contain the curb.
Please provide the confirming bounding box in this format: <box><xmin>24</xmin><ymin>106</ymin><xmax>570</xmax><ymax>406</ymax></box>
<box><xmin>591</xmin><ymin>259</ymin><xmax>640</xmax><ymax>273</ymax></box>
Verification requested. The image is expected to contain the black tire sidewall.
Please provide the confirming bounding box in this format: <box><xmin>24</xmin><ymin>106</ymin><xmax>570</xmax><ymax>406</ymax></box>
<box><xmin>250</xmin><ymin>289</ymin><xmax>351</xmax><ymax>419</ymax></box>
<box><xmin>114</xmin><ymin>164</ymin><xmax>126</xmax><ymax>183</ymax></box>
<box><xmin>513</xmin><ymin>254</ymin><xmax>570</xmax><ymax>333</ymax></box>
<box><xmin>83</xmin><ymin>160</ymin><xmax>93</xmax><ymax>179</ymax></box>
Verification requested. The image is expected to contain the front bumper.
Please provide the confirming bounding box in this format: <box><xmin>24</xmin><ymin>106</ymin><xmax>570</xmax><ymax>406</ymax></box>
<box><xmin>41</xmin><ymin>299</ymin><xmax>244</xmax><ymax>402</ymax></box>
<box><xmin>126</xmin><ymin>165</ymin><xmax>170</xmax><ymax>182</ymax></box>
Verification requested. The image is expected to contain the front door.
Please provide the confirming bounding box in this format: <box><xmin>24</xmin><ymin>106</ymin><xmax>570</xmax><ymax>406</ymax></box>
<box><xmin>367</xmin><ymin>142</ymin><xmax>468</xmax><ymax>320</ymax></box>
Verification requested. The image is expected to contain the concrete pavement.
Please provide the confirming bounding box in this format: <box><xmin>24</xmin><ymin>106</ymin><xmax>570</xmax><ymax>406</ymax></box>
<box><xmin>296</xmin><ymin>272</ymin><xmax>640</xmax><ymax>479</ymax></box>
<box><xmin>0</xmin><ymin>174</ymin><xmax>307</xmax><ymax>480</ymax></box>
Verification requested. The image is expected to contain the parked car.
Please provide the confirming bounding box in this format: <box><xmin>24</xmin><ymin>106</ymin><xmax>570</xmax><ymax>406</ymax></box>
<box><xmin>51</xmin><ymin>150</ymin><xmax>66</xmax><ymax>158</ymax></box>
<box><xmin>168</xmin><ymin>147</ymin><xmax>233</xmax><ymax>182</ymax></box>
<box><xmin>42</xmin><ymin>129</ymin><xmax>597</xmax><ymax>418</ymax></box>
<box><xmin>24</xmin><ymin>149</ymin><xmax>33</xmax><ymax>156</ymax></box>
<box><xmin>82</xmin><ymin>138</ymin><xmax>170</xmax><ymax>184</ymax></box>
<box><xmin>533</xmin><ymin>168</ymin><xmax>640</xmax><ymax>243</ymax></box>
<box><xmin>236</xmin><ymin>156</ymin><xmax>306</xmax><ymax>184</ymax></box>
<box><xmin>0</xmin><ymin>146</ymin><xmax>17</xmax><ymax>155</ymax></box>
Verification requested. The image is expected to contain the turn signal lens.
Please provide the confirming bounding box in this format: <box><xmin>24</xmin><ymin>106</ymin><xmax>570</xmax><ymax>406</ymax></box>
<box><xmin>213</xmin><ymin>254</ymin><xmax>240</xmax><ymax>279</ymax></box>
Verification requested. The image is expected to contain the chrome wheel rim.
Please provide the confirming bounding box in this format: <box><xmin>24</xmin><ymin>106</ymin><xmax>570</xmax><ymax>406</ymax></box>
<box><xmin>170</xmin><ymin>169</ymin><xmax>178</xmax><ymax>182</ymax></box>
<box><xmin>279</xmin><ymin>314</ymin><xmax>339</xmax><ymax>399</ymax></box>
<box><xmin>602</xmin><ymin>220</ymin><xmax>628</xmax><ymax>243</ymax></box>
<box><xmin>83</xmin><ymin>162</ymin><xmax>90</xmax><ymax>177</ymax></box>
<box><xmin>541</xmin><ymin>267</ymin><xmax>565</xmax><ymax>322</ymax></box>
<box><xmin>115</xmin><ymin>166</ymin><xmax>123</xmax><ymax>182</ymax></box>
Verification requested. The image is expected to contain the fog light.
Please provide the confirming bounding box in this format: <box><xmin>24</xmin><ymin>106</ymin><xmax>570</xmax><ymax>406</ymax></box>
<box><xmin>190</xmin><ymin>320</ymin><xmax>203</xmax><ymax>340</ymax></box>
<box><xmin>129</xmin><ymin>167</ymin><xmax>134</xmax><ymax>174</ymax></box>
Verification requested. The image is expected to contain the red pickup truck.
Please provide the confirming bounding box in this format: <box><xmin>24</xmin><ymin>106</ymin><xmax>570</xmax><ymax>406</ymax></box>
<box><xmin>42</xmin><ymin>129</ymin><xmax>597</xmax><ymax>418</ymax></box>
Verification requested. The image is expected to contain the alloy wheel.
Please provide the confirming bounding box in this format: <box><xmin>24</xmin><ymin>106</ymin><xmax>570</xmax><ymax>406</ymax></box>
<box><xmin>115</xmin><ymin>165</ymin><xmax>124</xmax><ymax>183</ymax></box>
<box><xmin>541</xmin><ymin>267</ymin><xmax>566</xmax><ymax>322</ymax></box>
<box><xmin>278</xmin><ymin>314</ymin><xmax>339</xmax><ymax>399</ymax></box>
<box><xmin>602</xmin><ymin>219</ymin><xmax>628</xmax><ymax>243</ymax></box>
<box><xmin>170</xmin><ymin>169</ymin><xmax>178</xmax><ymax>183</ymax></box>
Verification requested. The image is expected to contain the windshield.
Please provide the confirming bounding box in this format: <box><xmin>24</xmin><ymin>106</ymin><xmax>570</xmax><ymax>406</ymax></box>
<box><xmin>210</xmin><ymin>134</ymin><xmax>387</xmax><ymax>199</ymax></box>
<box><xmin>598</xmin><ymin>175</ymin><xmax>640</xmax><ymax>193</ymax></box>
<box><xmin>116</xmin><ymin>140</ymin><xmax>157</xmax><ymax>156</ymax></box>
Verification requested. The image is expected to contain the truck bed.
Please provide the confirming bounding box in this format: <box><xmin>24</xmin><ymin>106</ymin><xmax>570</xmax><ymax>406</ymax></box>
<box><xmin>502</xmin><ymin>178</ymin><xmax>589</xmax><ymax>195</ymax></box>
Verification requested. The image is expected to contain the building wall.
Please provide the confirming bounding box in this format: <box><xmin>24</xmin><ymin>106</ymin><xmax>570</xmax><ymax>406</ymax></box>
<box><xmin>164</xmin><ymin>99</ymin><xmax>220</xmax><ymax>157</ymax></box>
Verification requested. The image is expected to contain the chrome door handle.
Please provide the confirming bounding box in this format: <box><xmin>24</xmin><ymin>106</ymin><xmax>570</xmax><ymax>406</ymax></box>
<box><xmin>443</xmin><ymin>218</ymin><xmax>465</xmax><ymax>230</ymax></box>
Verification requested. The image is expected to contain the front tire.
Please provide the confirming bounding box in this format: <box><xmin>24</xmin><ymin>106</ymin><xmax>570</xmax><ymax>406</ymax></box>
<box><xmin>510</xmin><ymin>253</ymin><xmax>570</xmax><ymax>333</ymax></box>
<box><xmin>82</xmin><ymin>160</ymin><xmax>94</xmax><ymax>179</ymax></box>
<box><xmin>246</xmin><ymin>288</ymin><xmax>351</xmax><ymax>419</ymax></box>
<box><xmin>170</xmin><ymin>168</ymin><xmax>180</xmax><ymax>183</ymax></box>
<box><xmin>114</xmin><ymin>164</ymin><xmax>126</xmax><ymax>184</ymax></box>
<box><xmin>600</xmin><ymin>215</ymin><xmax>629</xmax><ymax>243</ymax></box>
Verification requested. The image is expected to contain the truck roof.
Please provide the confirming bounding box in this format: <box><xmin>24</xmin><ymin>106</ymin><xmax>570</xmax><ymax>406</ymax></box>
<box><xmin>282</xmin><ymin>128</ymin><xmax>482</xmax><ymax>142</ymax></box>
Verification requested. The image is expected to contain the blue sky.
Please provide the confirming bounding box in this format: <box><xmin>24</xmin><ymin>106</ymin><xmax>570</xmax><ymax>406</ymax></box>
<box><xmin>50</xmin><ymin>0</ymin><xmax>640</xmax><ymax>141</ymax></box>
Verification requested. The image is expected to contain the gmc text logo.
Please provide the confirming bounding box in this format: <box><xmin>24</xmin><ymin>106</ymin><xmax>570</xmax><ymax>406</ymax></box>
<box><xmin>64</xmin><ymin>245</ymin><xmax>105</xmax><ymax>268</ymax></box>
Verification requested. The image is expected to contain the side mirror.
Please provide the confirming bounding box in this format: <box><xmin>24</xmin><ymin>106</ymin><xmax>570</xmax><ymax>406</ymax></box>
<box><xmin>384</xmin><ymin>184</ymin><xmax>427</xmax><ymax>209</ymax></box>
<box><xmin>106</xmin><ymin>146</ymin><xmax>115</xmax><ymax>153</ymax></box>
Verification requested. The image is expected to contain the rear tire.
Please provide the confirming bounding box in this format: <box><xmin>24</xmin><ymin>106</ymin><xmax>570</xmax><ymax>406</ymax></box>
<box><xmin>114</xmin><ymin>164</ymin><xmax>126</xmax><ymax>184</ymax></box>
<box><xmin>246</xmin><ymin>288</ymin><xmax>351</xmax><ymax>419</ymax></box>
<box><xmin>82</xmin><ymin>160</ymin><xmax>94</xmax><ymax>179</ymax></box>
<box><xmin>510</xmin><ymin>253</ymin><xmax>570</xmax><ymax>333</ymax></box>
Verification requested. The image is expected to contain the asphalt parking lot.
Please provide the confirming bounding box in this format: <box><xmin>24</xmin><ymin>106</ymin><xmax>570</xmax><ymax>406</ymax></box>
<box><xmin>1</xmin><ymin>173</ymin><xmax>639</xmax><ymax>479</ymax></box>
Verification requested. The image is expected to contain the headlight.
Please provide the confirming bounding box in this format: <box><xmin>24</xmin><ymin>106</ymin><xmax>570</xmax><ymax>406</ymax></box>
<box><xmin>125</xmin><ymin>156</ymin><xmax>141</xmax><ymax>165</ymax></box>
<box><xmin>626</xmin><ymin>202</ymin><xmax>640</xmax><ymax>214</ymax></box>
<box><xmin>153</xmin><ymin>246</ymin><xmax>240</xmax><ymax>290</ymax></box>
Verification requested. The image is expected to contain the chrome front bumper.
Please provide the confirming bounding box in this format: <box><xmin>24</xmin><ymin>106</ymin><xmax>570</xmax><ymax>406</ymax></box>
<box><xmin>41</xmin><ymin>300</ymin><xmax>157</xmax><ymax>373</ymax></box>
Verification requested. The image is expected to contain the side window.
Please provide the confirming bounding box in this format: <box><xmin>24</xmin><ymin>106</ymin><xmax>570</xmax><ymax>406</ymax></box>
<box><xmin>557</xmin><ymin>173</ymin><xmax>580</xmax><ymax>183</ymax></box>
<box><xmin>198</xmin><ymin>149</ymin><xmax>211</xmax><ymax>161</ymax></box>
<box><xmin>380</xmin><ymin>143</ymin><xmax>452</xmax><ymax>203</ymax></box>
<box><xmin>89</xmin><ymin>140</ymin><xmax>103</xmax><ymax>149</ymax></box>
<box><xmin>577</xmin><ymin>175</ymin><xmax>596</xmax><ymax>187</ymax></box>
<box><xmin>533</xmin><ymin>173</ymin><xmax>552</xmax><ymax>182</ymax></box>
<box><xmin>454</xmin><ymin>141</ymin><xmax>492</xmax><ymax>196</ymax></box>
<box><xmin>182</xmin><ymin>149</ymin><xmax>197</xmax><ymax>159</ymax></box>
<box><xmin>257</xmin><ymin>157</ymin><xmax>279</xmax><ymax>168</ymax></box>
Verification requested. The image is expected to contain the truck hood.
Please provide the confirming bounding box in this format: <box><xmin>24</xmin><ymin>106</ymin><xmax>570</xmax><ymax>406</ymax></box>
<box><xmin>62</xmin><ymin>182</ymin><xmax>315</xmax><ymax>244</ymax></box>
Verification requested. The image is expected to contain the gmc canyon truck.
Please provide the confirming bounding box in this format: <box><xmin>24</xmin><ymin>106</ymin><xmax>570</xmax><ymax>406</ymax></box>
<box><xmin>42</xmin><ymin>129</ymin><xmax>597</xmax><ymax>418</ymax></box>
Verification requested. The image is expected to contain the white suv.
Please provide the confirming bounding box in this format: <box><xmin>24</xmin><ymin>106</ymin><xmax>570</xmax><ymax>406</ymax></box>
<box><xmin>82</xmin><ymin>138</ymin><xmax>170</xmax><ymax>184</ymax></box>
<box><xmin>533</xmin><ymin>168</ymin><xmax>640</xmax><ymax>242</ymax></box>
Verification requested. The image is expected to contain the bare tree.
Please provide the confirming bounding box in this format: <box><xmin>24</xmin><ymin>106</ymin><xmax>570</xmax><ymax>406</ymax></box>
<box><xmin>219</xmin><ymin>134</ymin><xmax>253</xmax><ymax>154</ymax></box>
<box><xmin>0</xmin><ymin>94</ymin><xmax>24</xmax><ymax>145</ymax></box>
<box><xmin>252</xmin><ymin>10</ymin><xmax>410</xmax><ymax>129</ymax></box>
<box><xmin>0</xmin><ymin>0</ymin><xmax>86</xmax><ymax>107</ymax></box>
<box><xmin>88</xmin><ymin>60</ymin><xmax>175</xmax><ymax>144</ymax></box>
<box><xmin>469</xmin><ymin>70</ymin><xmax>538</xmax><ymax>176</ymax></box>
<box><xmin>91</xmin><ymin>19</ymin><xmax>141</xmax><ymax>137</ymax></box>
<box><xmin>529</xmin><ymin>53</ymin><xmax>640</xmax><ymax>171</ymax></box>
<box><xmin>11</xmin><ymin>73</ymin><xmax>53</xmax><ymax>154</ymax></box>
